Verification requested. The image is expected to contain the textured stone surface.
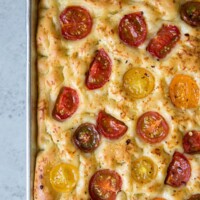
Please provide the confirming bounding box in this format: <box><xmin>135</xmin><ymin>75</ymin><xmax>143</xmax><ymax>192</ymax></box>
<box><xmin>0</xmin><ymin>0</ymin><xmax>26</xmax><ymax>199</ymax></box>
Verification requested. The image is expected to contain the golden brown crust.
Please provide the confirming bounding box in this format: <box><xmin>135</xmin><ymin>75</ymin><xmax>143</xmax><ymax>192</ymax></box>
<box><xmin>35</xmin><ymin>0</ymin><xmax>200</xmax><ymax>199</ymax></box>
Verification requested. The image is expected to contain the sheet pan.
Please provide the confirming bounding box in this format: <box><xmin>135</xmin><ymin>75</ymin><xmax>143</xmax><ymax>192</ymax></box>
<box><xmin>26</xmin><ymin>0</ymin><xmax>38</xmax><ymax>199</ymax></box>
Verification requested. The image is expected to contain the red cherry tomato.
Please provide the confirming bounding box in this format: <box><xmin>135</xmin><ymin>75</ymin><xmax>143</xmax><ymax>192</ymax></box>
<box><xmin>180</xmin><ymin>2</ymin><xmax>200</xmax><ymax>27</ymax></box>
<box><xmin>60</xmin><ymin>6</ymin><xmax>93</xmax><ymax>40</ymax></box>
<box><xmin>73</xmin><ymin>123</ymin><xmax>101</xmax><ymax>153</ymax></box>
<box><xmin>89</xmin><ymin>169</ymin><xmax>122</xmax><ymax>200</ymax></box>
<box><xmin>97</xmin><ymin>111</ymin><xmax>128</xmax><ymax>139</ymax></box>
<box><xmin>118</xmin><ymin>12</ymin><xmax>147</xmax><ymax>47</ymax></box>
<box><xmin>147</xmin><ymin>25</ymin><xmax>180</xmax><ymax>59</ymax></box>
<box><xmin>86</xmin><ymin>49</ymin><xmax>112</xmax><ymax>90</ymax></box>
<box><xmin>136</xmin><ymin>111</ymin><xmax>169</xmax><ymax>143</ymax></box>
<box><xmin>52</xmin><ymin>87</ymin><xmax>79</xmax><ymax>121</ymax></box>
<box><xmin>183</xmin><ymin>131</ymin><xmax>200</xmax><ymax>154</ymax></box>
<box><xmin>187</xmin><ymin>194</ymin><xmax>200</xmax><ymax>200</ymax></box>
<box><xmin>165</xmin><ymin>152</ymin><xmax>191</xmax><ymax>187</ymax></box>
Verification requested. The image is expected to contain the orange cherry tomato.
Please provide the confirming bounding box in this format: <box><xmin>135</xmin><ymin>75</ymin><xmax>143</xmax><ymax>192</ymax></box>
<box><xmin>169</xmin><ymin>74</ymin><xmax>199</xmax><ymax>109</ymax></box>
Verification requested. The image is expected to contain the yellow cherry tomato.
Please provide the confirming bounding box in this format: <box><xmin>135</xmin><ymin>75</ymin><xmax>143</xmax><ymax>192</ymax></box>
<box><xmin>50</xmin><ymin>163</ymin><xmax>79</xmax><ymax>193</ymax></box>
<box><xmin>123</xmin><ymin>67</ymin><xmax>155</xmax><ymax>99</ymax></box>
<box><xmin>132</xmin><ymin>156</ymin><xmax>157</xmax><ymax>183</ymax></box>
<box><xmin>169</xmin><ymin>74</ymin><xmax>199</xmax><ymax>109</ymax></box>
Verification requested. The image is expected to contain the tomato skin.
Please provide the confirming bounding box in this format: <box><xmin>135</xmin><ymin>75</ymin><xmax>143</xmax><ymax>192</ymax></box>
<box><xmin>136</xmin><ymin>111</ymin><xmax>169</xmax><ymax>143</ymax></box>
<box><xmin>60</xmin><ymin>6</ymin><xmax>93</xmax><ymax>40</ymax></box>
<box><xmin>187</xmin><ymin>194</ymin><xmax>200</xmax><ymax>200</ymax></box>
<box><xmin>147</xmin><ymin>25</ymin><xmax>180</xmax><ymax>59</ymax></box>
<box><xmin>73</xmin><ymin>123</ymin><xmax>101</xmax><ymax>153</ymax></box>
<box><xmin>165</xmin><ymin>152</ymin><xmax>191</xmax><ymax>187</ymax></box>
<box><xmin>153</xmin><ymin>198</ymin><xmax>166</xmax><ymax>200</ymax></box>
<box><xmin>183</xmin><ymin>131</ymin><xmax>200</xmax><ymax>154</ymax></box>
<box><xmin>119</xmin><ymin>12</ymin><xmax>147</xmax><ymax>47</ymax></box>
<box><xmin>180</xmin><ymin>2</ymin><xmax>200</xmax><ymax>27</ymax></box>
<box><xmin>97</xmin><ymin>111</ymin><xmax>128</xmax><ymax>139</ymax></box>
<box><xmin>86</xmin><ymin>49</ymin><xmax>112</xmax><ymax>90</ymax></box>
<box><xmin>52</xmin><ymin>87</ymin><xmax>79</xmax><ymax>121</ymax></box>
<box><xmin>89</xmin><ymin>169</ymin><xmax>122</xmax><ymax>200</ymax></box>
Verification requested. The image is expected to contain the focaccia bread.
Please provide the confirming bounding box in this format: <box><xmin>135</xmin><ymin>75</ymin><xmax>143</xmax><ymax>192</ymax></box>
<box><xmin>34</xmin><ymin>0</ymin><xmax>200</xmax><ymax>199</ymax></box>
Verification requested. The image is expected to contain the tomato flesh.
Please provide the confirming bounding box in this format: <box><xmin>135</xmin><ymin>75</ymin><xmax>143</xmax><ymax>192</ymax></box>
<box><xmin>165</xmin><ymin>152</ymin><xmax>191</xmax><ymax>187</ymax></box>
<box><xmin>136</xmin><ymin>111</ymin><xmax>169</xmax><ymax>143</ymax></box>
<box><xmin>89</xmin><ymin>169</ymin><xmax>122</xmax><ymax>200</ymax></box>
<box><xmin>60</xmin><ymin>6</ymin><xmax>93</xmax><ymax>40</ymax></box>
<box><xmin>183</xmin><ymin>131</ymin><xmax>200</xmax><ymax>154</ymax></box>
<box><xmin>169</xmin><ymin>74</ymin><xmax>199</xmax><ymax>109</ymax></box>
<box><xmin>147</xmin><ymin>25</ymin><xmax>180</xmax><ymax>59</ymax></box>
<box><xmin>180</xmin><ymin>2</ymin><xmax>200</xmax><ymax>27</ymax></box>
<box><xmin>132</xmin><ymin>157</ymin><xmax>157</xmax><ymax>184</ymax></box>
<box><xmin>52</xmin><ymin>87</ymin><xmax>79</xmax><ymax>121</ymax></box>
<box><xmin>86</xmin><ymin>49</ymin><xmax>112</xmax><ymax>90</ymax></box>
<box><xmin>50</xmin><ymin>163</ymin><xmax>79</xmax><ymax>193</ymax></box>
<box><xmin>97</xmin><ymin>111</ymin><xmax>128</xmax><ymax>139</ymax></box>
<box><xmin>123</xmin><ymin>67</ymin><xmax>155</xmax><ymax>99</ymax></box>
<box><xmin>73</xmin><ymin>123</ymin><xmax>101</xmax><ymax>152</ymax></box>
<box><xmin>119</xmin><ymin>12</ymin><xmax>147</xmax><ymax>47</ymax></box>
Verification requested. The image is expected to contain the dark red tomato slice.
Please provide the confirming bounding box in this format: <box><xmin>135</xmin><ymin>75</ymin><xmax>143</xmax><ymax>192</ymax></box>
<box><xmin>146</xmin><ymin>25</ymin><xmax>180</xmax><ymax>59</ymax></box>
<box><xmin>118</xmin><ymin>12</ymin><xmax>147</xmax><ymax>47</ymax></box>
<box><xmin>97</xmin><ymin>111</ymin><xmax>128</xmax><ymax>139</ymax></box>
<box><xmin>180</xmin><ymin>2</ymin><xmax>200</xmax><ymax>27</ymax></box>
<box><xmin>52</xmin><ymin>87</ymin><xmax>79</xmax><ymax>121</ymax></box>
<box><xmin>60</xmin><ymin>6</ymin><xmax>93</xmax><ymax>40</ymax></box>
<box><xmin>187</xmin><ymin>194</ymin><xmax>200</xmax><ymax>200</ymax></box>
<box><xmin>136</xmin><ymin>111</ymin><xmax>169</xmax><ymax>143</ymax></box>
<box><xmin>183</xmin><ymin>131</ymin><xmax>200</xmax><ymax>154</ymax></box>
<box><xmin>86</xmin><ymin>49</ymin><xmax>112</xmax><ymax>90</ymax></box>
<box><xmin>89</xmin><ymin>169</ymin><xmax>122</xmax><ymax>200</ymax></box>
<box><xmin>73</xmin><ymin>123</ymin><xmax>101</xmax><ymax>153</ymax></box>
<box><xmin>165</xmin><ymin>152</ymin><xmax>191</xmax><ymax>187</ymax></box>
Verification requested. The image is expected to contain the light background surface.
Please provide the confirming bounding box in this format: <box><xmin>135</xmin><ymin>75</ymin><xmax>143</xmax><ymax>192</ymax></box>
<box><xmin>0</xmin><ymin>0</ymin><xmax>26</xmax><ymax>199</ymax></box>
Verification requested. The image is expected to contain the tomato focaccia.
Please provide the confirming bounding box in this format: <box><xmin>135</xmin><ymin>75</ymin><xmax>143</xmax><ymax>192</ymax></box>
<box><xmin>34</xmin><ymin>0</ymin><xmax>200</xmax><ymax>199</ymax></box>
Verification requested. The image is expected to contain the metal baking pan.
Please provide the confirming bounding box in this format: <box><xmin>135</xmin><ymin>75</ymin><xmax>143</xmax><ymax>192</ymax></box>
<box><xmin>26</xmin><ymin>0</ymin><xmax>38</xmax><ymax>199</ymax></box>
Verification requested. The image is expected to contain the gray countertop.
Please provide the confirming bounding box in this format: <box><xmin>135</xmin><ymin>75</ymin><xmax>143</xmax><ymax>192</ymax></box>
<box><xmin>0</xmin><ymin>0</ymin><xmax>26</xmax><ymax>199</ymax></box>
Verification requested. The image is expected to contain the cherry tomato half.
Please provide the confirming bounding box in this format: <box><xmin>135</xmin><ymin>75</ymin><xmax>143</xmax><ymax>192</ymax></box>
<box><xmin>97</xmin><ymin>111</ymin><xmax>128</xmax><ymax>139</ymax></box>
<box><xmin>123</xmin><ymin>67</ymin><xmax>155</xmax><ymax>99</ymax></box>
<box><xmin>132</xmin><ymin>156</ymin><xmax>157</xmax><ymax>184</ymax></box>
<box><xmin>52</xmin><ymin>87</ymin><xmax>79</xmax><ymax>121</ymax></box>
<box><xmin>183</xmin><ymin>131</ymin><xmax>200</xmax><ymax>154</ymax></box>
<box><xmin>73</xmin><ymin>123</ymin><xmax>101</xmax><ymax>153</ymax></box>
<box><xmin>147</xmin><ymin>24</ymin><xmax>180</xmax><ymax>59</ymax></box>
<box><xmin>89</xmin><ymin>169</ymin><xmax>122</xmax><ymax>200</ymax></box>
<box><xmin>60</xmin><ymin>6</ymin><xmax>93</xmax><ymax>40</ymax></box>
<box><xmin>119</xmin><ymin>12</ymin><xmax>147</xmax><ymax>47</ymax></box>
<box><xmin>50</xmin><ymin>163</ymin><xmax>79</xmax><ymax>193</ymax></box>
<box><xmin>165</xmin><ymin>152</ymin><xmax>191</xmax><ymax>187</ymax></box>
<box><xmin>187</xmin><ymin>194</ymin><xmax>200</xmax><ymax>200</ymax></box>
<box><xmin>136</xmin><ymin>111</ymin><xmax>169</xmax><ymax>143</ymax></box>
<box><xmin>180</xmin><ymin>2</ymin><xmax>200</xmax><ymax>27</ymax></box>
<box><xmin>86</xmin><ymin>49</ymin><xmax>112</xmax><ymax>90</ymax></box>
<box><xmin>169</xmin><ymin>74</ymin><xmax>199</xmax><ymax>109</ymax></box>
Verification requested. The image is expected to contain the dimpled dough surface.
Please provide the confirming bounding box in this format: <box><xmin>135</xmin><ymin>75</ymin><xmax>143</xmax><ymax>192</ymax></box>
<box><xmin>34</xmin><ymin>0</ymin><xmax>200</xmax><ymax>199</ymax></box>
